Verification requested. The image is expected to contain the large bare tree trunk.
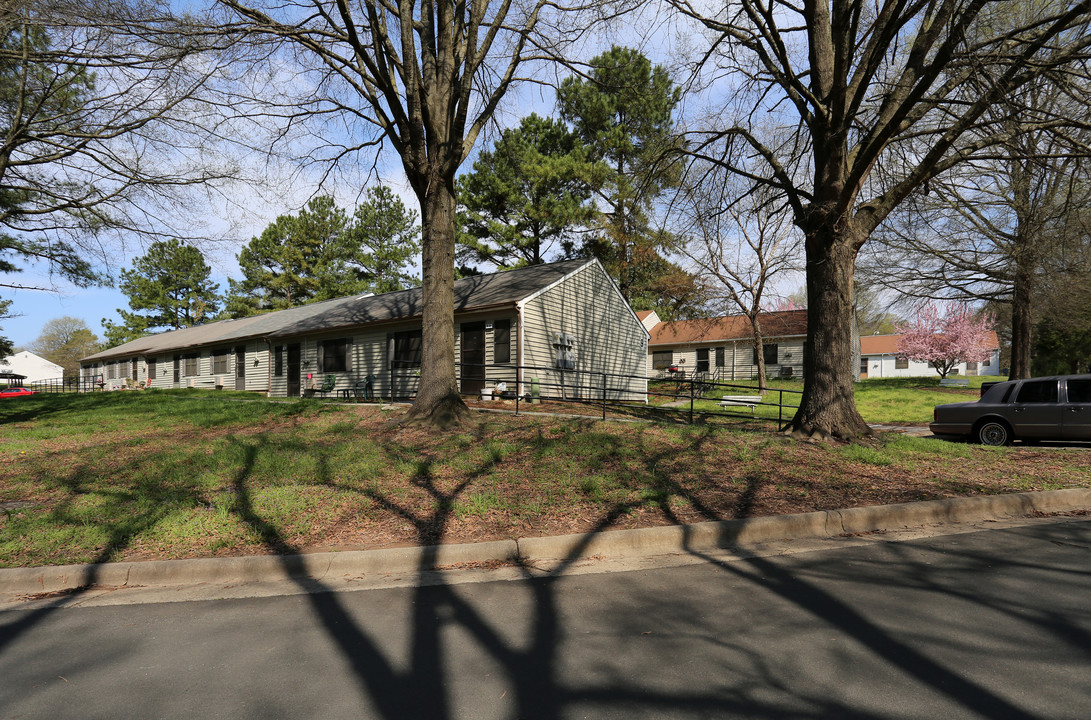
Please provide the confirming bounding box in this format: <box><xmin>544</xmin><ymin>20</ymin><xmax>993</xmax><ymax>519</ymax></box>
<box><xmin>790</xmin><ymin>220</ymin><xmax>872</xmax><ymax>441</ymax></box>
<box><xmin>1009</xmin><ymin>260</ymin><xmax>1035</xmax><ymax>380</ymax></box>
<box><xmin>749</xmin><ymin>314</ymin><xmax>767</xmax><ymax>392</ymax></box>
<box><xmin>404</xmin><ymin>175</ymin><xmax>472</xmax><ymax>428</ymax></box>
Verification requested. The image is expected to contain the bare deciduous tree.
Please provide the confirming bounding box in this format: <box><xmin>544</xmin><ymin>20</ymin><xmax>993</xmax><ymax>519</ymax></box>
<box><xmin>215</xmin><ymin>0</ymin><xmax>588</xmax><ymax>428</ymax></box>
<box><xmin>676</xmin><ymin>161</ymin><xmax>801</xmax><ymax>391</ymax></box>
<box><xmin>862</xmin><ymin>77</ymin><xmax>1091</xmax><ymax>380</ymax></box>
<box><xmin>668</xmin><ymin>0</ymin><xmax>1091</xmax><ymax>440</ymax></box>
<box><xmin>0</xmin><ymin>0</ymin><xmax>241</xmax><ymax>291</ymax></box>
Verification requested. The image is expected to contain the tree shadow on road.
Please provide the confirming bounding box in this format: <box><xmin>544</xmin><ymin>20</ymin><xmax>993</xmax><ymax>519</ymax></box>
<box><xmin>4</xmin><ymin>422</ymin><xmax>1088</xmax><ymax>718</ymax></box>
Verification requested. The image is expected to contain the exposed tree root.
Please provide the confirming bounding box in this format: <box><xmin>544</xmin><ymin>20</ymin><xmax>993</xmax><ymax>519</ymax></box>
<box><xmin>399</xmin><ymin>391</ymin><xmax>475</xmax><ymax>430</ymax></box>
<box><xmin>785</xmin><ymin>419</ymin><xmax>876</xmax><ymax>444</ymax></box>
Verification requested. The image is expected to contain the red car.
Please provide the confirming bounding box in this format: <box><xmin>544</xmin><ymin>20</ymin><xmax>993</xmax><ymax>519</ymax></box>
<box><xmin>0</xmin><ymin>387</ymin><xmax>38</xmax><ymax>398</ymax></box>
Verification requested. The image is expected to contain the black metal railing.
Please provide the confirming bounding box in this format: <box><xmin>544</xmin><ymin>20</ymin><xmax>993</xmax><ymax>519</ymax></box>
<box><xmin>27</xmin><ymin>377</ymin><xmax>103</xmax><ymax>393</ymax></box>
<box><xmin>372</xmin><ymin>362</ymin><xmax>801</xmax><ymax>428</ymax></box>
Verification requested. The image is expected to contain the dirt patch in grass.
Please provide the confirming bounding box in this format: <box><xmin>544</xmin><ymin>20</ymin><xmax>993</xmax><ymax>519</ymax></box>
<box><xmin>2</xmin><ymin>397</ymin><xmax>1089</xmax><ymax>568</ymax></box>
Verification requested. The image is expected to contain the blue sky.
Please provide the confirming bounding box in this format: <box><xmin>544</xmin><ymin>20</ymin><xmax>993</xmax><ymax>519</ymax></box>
<box><xmin>2</xmin><ymin>167</ymin><xmax>420</xmax><ymax>349</ymax></box>
<box><xmin>2</xmin><ymin>10</ymin><xmax>699</xmax><ymax>351</ymax></box>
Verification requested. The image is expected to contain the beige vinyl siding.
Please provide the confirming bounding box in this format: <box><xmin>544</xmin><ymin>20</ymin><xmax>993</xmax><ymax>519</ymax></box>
<box><xmin>271</xmin><ymin>317</ymin><xmax>523</xmax><ymax>400</ymax></box>
<box><xmin>648</xmin><ymin>337</ymin><xmax>806</xmax><ymax>381</ymax></box>
<box><xmin>286</xmin><ymin>329</ymin><xmax>408</xmax><ymax>399</ymax></box>
<box><xmin>131</xmin><ymin>344</ymin><xmax>272</xmax><ymax>391</ymax></box>
<box><xmin>269</xmin><ymin>344</ymin><xmax>287</xmax><ymax>397</ymax></box>
<box><xmin>351</xmin><ymin>332</ymin><xmax>390</xmax><ymax>397</ymax></box>
<box><xmin>521</xmin><ymin>263</ymin><xmax>647</xmax><ymax>401</ymax></box>
<box><xmin>239</xmin><ymin>341</ymin><xmax>270</xmax><ymax>392</ymax></box>
<box><xmin>146</xmin><ymin>354</ymin><xmax>164</xmax><ymax>388</ymax></box>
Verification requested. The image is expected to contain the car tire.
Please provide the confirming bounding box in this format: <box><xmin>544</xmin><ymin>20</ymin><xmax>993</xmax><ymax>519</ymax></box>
<box><xmin>975</xmin><ymin>420</ymin><xmax>1011</xmax><ymax>446</ymax></box>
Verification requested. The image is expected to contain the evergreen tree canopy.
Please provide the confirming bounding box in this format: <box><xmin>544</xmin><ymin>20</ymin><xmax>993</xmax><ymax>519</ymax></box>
<box><xmin>556</xmin><ymin>46</ymin><xmax>698</xmax><ymax>313</ymax></box>
<box><xmin>457</xmin><ymin>114</ymin><xmax>598</xmax><ymax>269</ymax></box>
<box><xmin>0</xmin><ymin>20</ymin><xmax>98</xmax><ymax>289</ymax></box>
<box><xmin>225</xmin><ymin>189</ymin><xmax>420</xmax><ymax>317</ymax></box>
<box><xmin>335</xmin><ymin>186</ymin><xmax>421</xmax><ymax>296</ymax></box>
<box><xmin>225</xmin><ymin>196</ymin><xmax>349</xmax><ymax>316</ymax></box>
<box><xmin>102</xmin><ymin>240</ymin><xmax>219</xmax><ymax>347</ymax></box>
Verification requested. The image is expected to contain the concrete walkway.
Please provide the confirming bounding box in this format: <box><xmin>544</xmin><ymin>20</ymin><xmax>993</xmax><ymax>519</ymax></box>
<box><xmin>2</xmin><ymin>488</ymin><xmax>1088</xmax><ymax>609</ymax></box>
<box><xmin>869</xmin><ymin>423</ymin><xmax>933</xmax><ymax>436</ymax></box>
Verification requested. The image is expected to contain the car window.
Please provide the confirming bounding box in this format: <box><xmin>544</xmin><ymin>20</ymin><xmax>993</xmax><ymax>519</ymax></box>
<box><xmin>1015</xmin><ymin>380</ymin><xmax>1059</xmax><ymax>404</ymax></box>
<box><xmin>1067</xmin><ymin>379</ymin><xmax>1091</xmax><ymax>403</ymax></box>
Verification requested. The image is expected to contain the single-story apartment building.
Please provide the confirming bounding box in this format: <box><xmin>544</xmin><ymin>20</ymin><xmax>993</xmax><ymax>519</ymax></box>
<box><xmin>81</xmin><ymin>259</ymin><xmax>649</xmax><ymax>401</ymax></box>
<box><xmin>1</xmin><ymin>351</ymin><xmax>63</xmax><ymax>385</ymax></box>
<box><xmin>859</xmin><ymin>333</ymin><xmax>1002</xmax><ymax>378</ymax></box>
<box><xmin>644</xmin><ymin>310</ymin><xmax>812</xmax><ymax>381</ymax></box>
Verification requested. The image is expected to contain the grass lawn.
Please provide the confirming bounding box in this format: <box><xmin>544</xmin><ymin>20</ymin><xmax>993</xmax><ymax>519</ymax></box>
<box><xmin>645</xmin><ymin>374</ymin><xmax>988</xmax><ymax>426</ymax></box>
<box><xmin>2</xmin><ymin>383</ymin><xmax>1088</xmax><ymax>568</ymax></box>
<box><xmin>855</xmin><ymin>376</ymin><xmax>995</xmax><ymax>425</ymax></box>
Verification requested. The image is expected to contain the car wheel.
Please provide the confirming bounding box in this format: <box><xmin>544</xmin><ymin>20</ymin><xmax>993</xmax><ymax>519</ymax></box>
<box><xmin>975</xmin><ymin>420</ymin><xmax>1011</xmax><ymax>446</ymax></box>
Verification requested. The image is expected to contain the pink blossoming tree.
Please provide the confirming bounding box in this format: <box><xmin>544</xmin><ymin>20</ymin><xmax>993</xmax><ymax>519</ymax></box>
<box><xmin>897</xmin><ymin>302</ymin><xmax>996</xmax><ymax>379</ymax></box>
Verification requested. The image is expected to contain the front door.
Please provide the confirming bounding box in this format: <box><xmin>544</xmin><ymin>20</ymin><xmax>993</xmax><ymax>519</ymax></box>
<box><xmin>1063</xmin><ymin>377</ymin><xmax>1091</xmax><ymax>440</ymax></box>
<box><xmin>696</xmin><ymin>348</ymin><xmax>710</xmax><ymax>374</ymax></box>
<box><xmin>1008</xmin><ymin>378</ymin><xmax>1062</xmax><ymax>439</ymax></box>
<box><xmin>147</xmin><ymin>357</ymin><xmax>155</xmax><ymax>387</ymax></box>
<box><xmin>461</xmin><ymin>323</ymin><xmax>487</xmax><ymax>395</ymax></box>
<box><xmin>235</xmin><ymin>346</ymin><xmax>246</xmax><ymax>390</ymax></box>
<box><xmin>286</xmin><ymin>344</ymin><xmax>301</xmax><ymax>397</ymax></box>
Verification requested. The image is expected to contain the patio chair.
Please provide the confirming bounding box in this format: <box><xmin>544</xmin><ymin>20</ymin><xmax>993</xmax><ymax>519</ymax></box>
<box><xmin>345</xmin><ymin>375</ymin><xmax>376</xmax><ymax>401</ymax></box>
<box><xmin>313</xmin><ymin>374</ymin><xmax>337</xmax><ymax>397</ymax></box>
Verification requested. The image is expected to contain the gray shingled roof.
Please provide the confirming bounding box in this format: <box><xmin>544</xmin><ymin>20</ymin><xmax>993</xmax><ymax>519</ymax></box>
<box><xmin>84</xmin><ymin>259</ymin><xmax>592</xmax><ymax>362</ymax></box>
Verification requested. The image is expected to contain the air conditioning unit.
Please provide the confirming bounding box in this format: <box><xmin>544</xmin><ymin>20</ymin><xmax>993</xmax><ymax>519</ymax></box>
<box><xmin>187</xmin><ymin>378</ymin><xmax>196</xmax><ymax>388</ymax></box>
<box><xmin>215</xmin><ymin>376</ymin><xmax>224</xmax><ymax>388</ymax></box>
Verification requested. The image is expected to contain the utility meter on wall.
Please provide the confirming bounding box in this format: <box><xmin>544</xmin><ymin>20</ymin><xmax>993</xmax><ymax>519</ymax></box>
<box><xmin>553</xmin><ymin>332</ymin><xmax>576</xmax><ymax>370</ymax></box>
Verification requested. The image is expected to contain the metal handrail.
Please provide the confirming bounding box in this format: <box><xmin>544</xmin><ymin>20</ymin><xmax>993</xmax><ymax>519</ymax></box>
<box><xmin>378</xmin><ymin>361</ymin><xmax>801</xmax><ymax>427</ymax></box>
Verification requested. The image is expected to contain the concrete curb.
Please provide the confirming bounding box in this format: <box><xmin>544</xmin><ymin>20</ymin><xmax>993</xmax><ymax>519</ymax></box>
<box><xmin>3</xmin><ymin>488</ymin><xmax>1089</xmax><ymax>596</ymax></box>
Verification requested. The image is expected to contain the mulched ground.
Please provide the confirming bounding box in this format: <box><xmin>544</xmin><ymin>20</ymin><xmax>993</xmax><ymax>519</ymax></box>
<box><xmin>3</xmin><ymin>402</ymin><xmax>1088</xmax><ymax>566</ymax></box>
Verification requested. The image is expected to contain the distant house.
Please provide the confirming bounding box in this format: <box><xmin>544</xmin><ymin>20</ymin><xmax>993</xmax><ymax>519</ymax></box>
<box><xmin>644</xmin><ymin>310</ymin><xmax>810</xmax><ymax>381</ymax></box>
<box><xmin>0</xmin><ymin>351</ymin><xmax>63</xmax><ymax>385</ymax></box>
<box><xmin>82</xmin><ymin>259</ymin><xmax>649</xmax><ymax>401</ymax></box>
<box><xmin>635</xmin><ymin>310</ymin><xmax>660</xmax><ymax>332</ymax></box>
<box><xmin>858</xmin><ymin>333</ymin><xmax>1002</xmax><ymax>378</ymax></box>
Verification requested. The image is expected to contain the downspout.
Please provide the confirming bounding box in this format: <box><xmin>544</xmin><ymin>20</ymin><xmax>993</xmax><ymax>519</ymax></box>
<box><xmin>265</xmin><ymin>338</ymin><xmax>273</xmax><ymax>396</ymax></box>
<box><xmin>515</xmin><ymin>301</ymin><xmax>525</xmax><ymax>396</ymax></box>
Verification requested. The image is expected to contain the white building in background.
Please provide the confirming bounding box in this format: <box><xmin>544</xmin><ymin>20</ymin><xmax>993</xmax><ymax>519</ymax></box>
<box><xmin>859</xmin><ymin>333</ymin><xmax>1002</xmax><ymax>379</ymax></box>
<box><xmin>0</xmin><ymin>351</ymin><xmax>64</xmax><ymax>384</ymax></box>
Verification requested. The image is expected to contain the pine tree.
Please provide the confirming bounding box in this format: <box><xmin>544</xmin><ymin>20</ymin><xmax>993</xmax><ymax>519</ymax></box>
<box><xmin>557</xmin><ymin>47</ymin><xmax>698</xmax><ymax>312</ymax></box>
<box><xmin>457</xmin><ymin>114</ymin><xmax>598</xmax><ymax>269</ymax></box>
<box><xmin>326</xmin><ymin>186</ymin><xmax>421</xmax><ymax>297</ymax></box>
<box><xmin>102</xmin><ymin>240</ymin><xmax>219</xmax><ymax>346</ymax></box>
<box><xmin>224</xmin><ymin>190</ymin><xmax>420</xmax><ymax>317</ymax></box>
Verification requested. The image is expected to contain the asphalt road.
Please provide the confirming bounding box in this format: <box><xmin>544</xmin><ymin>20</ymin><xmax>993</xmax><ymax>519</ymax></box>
<box><xmin>2</xmin><ymin>517</ymin><xmax>1090</xmax><ymax>719</ymax></box>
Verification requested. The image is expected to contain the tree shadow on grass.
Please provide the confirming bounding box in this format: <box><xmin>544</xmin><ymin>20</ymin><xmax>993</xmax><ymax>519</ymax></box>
<box><xmin>0</xmin><ymin>447</ymin><xmax>210</xmax><ymax>653</ymax></box>
<box><xmin>221</xmin><ymin>427</ymin><xmax>1076</xmax><ymax>718</ymax></box>
<box><xmin>5</xmin><ymin>417</ymin><xmax>1079</xmax><ymax>717</ymax></box>
<box><xmin>221</xmin><ymin>432</ymin><xmax>777</xmax><ymax>718</ymax></box>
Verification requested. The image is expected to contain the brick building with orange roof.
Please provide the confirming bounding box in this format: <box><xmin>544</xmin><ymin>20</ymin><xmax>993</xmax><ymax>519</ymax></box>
<box><xmin>643</xmin><ymin>309</ymin><xmax>814</xmax><ymax>381</ymax></box>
